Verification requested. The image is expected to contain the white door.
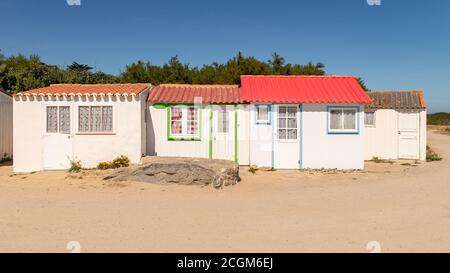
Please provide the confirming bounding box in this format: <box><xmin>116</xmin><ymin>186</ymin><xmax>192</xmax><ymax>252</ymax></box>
<box><xmin>398</xmin><ymin>111</ymin><xmax>419</xmax><ymax>159</ymax></box>
<box><xmin>274</xmin><ymin>105</ymin><xmax>300</xmax><ymax>169</ymax></box>
<box><xmin>43</xmin><ymin>105</ymin><xmax>73</xmax><ymax>170</ymax></box>
<box><xmin>211</xmin><ymin>105</ymin><xmax>235</xmax><ymax>161</ymax></box>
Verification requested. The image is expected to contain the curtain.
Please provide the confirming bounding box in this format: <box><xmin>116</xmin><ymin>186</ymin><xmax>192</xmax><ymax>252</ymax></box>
<box><xmin>330</xmin><ymin>110</ymin><xmax>343</xmax><ymax>130</ymax></box>
<box><xmin>102</xmin><ymin>106</ymin><xmax>113</xmax><ymax>132</ymax></box>
<box><xmin>59</xmin><ymin>106</ymin><xmax>70</xmax><ymax>134</ymax></box>
<box><xmin>79</xmin><ymin>106</ymin><xmax>90</xmax><ymax>132</ymax></box>
<box><xmin>344</xmin><ymin>110</ymin><xmax>356</xmax><ymax>129</ymax></box>
<box><xmin>46</xmin><ymin>106</ymin><xmax>58</xmax><ymax>133</ymax></box>
<box><xmin>90</xmin><ymin>106</ymin><xmax>102</xmax><ymax>132</ymax></box>
<box><xmin>257</xmin><ymin>105</ymin><xmax>269</xmax><ymax>121</ymax></box>
<box><xmin>171</xmin><ymin>108</ymin><xmax>183</xmax><ymax>134</ymax></box>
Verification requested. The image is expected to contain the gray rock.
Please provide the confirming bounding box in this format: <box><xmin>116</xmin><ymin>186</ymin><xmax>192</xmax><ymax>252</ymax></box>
<box><xmin>103</xmin><ymin>156</ymin><xmax>240</xmax><ymax>188</ymax></box>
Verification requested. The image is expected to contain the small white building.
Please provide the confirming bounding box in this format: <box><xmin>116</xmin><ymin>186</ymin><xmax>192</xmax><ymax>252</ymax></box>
<box><xmin>241</xmin><ymin>76</ymin><xmax>370</xmax><ymax>170</ymax></box>
<box><xmin>13</xmin><ymin>84</ymin><xmax>151</xmax><ymax>172</ymax></box>
<box><xmin>14</xmin><ymin>78</ymin><xmax>425</xmax><ymax>173</ymax></box>
<box><xmin>146</xmin><ymin>84</ymin><xmax>250</xmax><ymax>165</ymax></box>
<box><xmin>364</xmin><ymin>91</ymin><xmax>427</xmax><ymax>161</ymax></box>
<box><xmin>0</xmin><ymin>89</ymin><xmax>13</xmax><ymax>160</ymax></box>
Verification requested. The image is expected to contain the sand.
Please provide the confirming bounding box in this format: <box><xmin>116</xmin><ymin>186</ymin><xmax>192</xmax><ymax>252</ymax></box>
<box><xmin>0</xmin><ymin>130</ymin><xmax>449</xmax><ymax>253</ymax></box>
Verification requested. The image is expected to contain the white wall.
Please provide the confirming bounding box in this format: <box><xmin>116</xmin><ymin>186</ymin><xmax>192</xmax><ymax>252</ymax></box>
<box><xmin>364</xmin><ymin>109</ymin><xmax>427</xmax><ymax>161</ymax></box>
<box><xmin>249</xmin><ymin>104</ymin><xmax>273</xmax><ymax>168</ymax></box>
<box><xmin>237</xmin><ymin>105</ymin><xmax>250</xmax><ymax>165</ymax></box>
<box><xmin>0</xmin><ymin>92</ymin><xmax>13</xmax><ymax>159</ymax></box>
<box><xmin>301</xmin><ymin>103</ymin><xmax>365</xmax><ymax>170</ymax></box>
<box><xmin>364</xmin><ymin>109</ymin><xmax>399</xmax><ymax>160</ymax></box>
<box><xmin>249</xmin><ymin>103</ymin><xmax>365</xmax><ymax>169</ymax></box>
<box><xmin>419</xmin><ymin>110</ymin><xmax>427</xmax><ymax>161</ymax></box>
<box><xmin>146</xmin><ymin>104</ymin><xmax>250</xmax><ymax>165</ymax></box>
<box><xmin>13</xmin><ymin>94</ymin><xmax>146</xmax><ymax>172</ymax></box>
<box><xmin>147</xmin><ymin>104</ymin><xmax>210</xmax><ymax>159</ymax></box>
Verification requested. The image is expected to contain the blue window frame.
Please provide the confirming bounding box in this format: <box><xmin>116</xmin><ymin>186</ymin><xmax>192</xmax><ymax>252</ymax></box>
<box><xmin>327</xmin><ymin>106</ymin><xmax>360</xmax><ymax>134</ymax></box>
<box><xmin>255</xmin><ymin>104</ymin><xmax>271</xmax><ymax>125</ymax></box>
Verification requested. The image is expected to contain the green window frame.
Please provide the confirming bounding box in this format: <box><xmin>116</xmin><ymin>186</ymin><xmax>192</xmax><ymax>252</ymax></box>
<box><xmin>167</xmin><ymin>105</ymin><xmax>202</xmax><ymax>141</ymax></box>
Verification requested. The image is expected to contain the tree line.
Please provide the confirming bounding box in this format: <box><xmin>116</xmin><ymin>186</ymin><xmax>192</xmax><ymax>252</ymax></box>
<box><xmin>0</xmin><ymin>50</ymin><xmax>368</xmax><ymax>93</ymax></box>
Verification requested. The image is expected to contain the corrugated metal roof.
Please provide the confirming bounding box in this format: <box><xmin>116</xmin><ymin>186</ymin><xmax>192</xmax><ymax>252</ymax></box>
<box><xmin>240</xmin><ymin>75</ymin><xmax>371</xmax><ymax>103</ymax></box>
<box><xmin>148</xmin><ymin>84</ymin><xmax>241</xmax><ymax>103</ymax></box>
<box><xmin>16</xmin><ymin>83</ymin><xmax>151</xmax><ymax>96</ymax></box>
<box><xmin>366</xmin><ymin>91</ymin><xmax>426</xmax><ymax>110</ymax></box>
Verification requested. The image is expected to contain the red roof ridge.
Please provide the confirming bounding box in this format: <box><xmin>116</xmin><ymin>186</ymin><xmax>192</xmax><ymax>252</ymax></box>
<box><xmin>157</xmin><ymin>84</ymin><xmax>239</xmax><ymax>88</ymax></box>
<box><xmin>240</xmin><ymin>75</ymin><xmax>357</xmax><ymax>78</ymax></box>
<box><xmin>49</xmin><ymin>83</ymin><xmax>152</xmax><ymax>86</ymax></box>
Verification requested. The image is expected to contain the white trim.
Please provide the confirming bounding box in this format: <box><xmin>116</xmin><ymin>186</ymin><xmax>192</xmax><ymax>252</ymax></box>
<box><xmin>328</xmin><ymin>107</ymin><xmax>358</xmax><ymax>134</ymax></box>
<box><xmin>169</xmin><ymin>105</ymin><xmax>200</xmax><ymax>139</ymax></box>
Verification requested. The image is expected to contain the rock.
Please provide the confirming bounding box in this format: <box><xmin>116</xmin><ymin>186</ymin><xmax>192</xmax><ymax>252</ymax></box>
<box><xmin>103</xmin><ymin>156</ymin><xmax>240</xmax><ymax>188</ymax></box>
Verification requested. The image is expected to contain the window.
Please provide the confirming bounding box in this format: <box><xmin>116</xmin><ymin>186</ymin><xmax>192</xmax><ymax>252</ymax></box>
<box><xmin>277</xmin><ymin>106</ymin><xmax>297</xmax><ymax>140</ymax></box>
<box><xmin>218</xmin><ymin>108</ymin><xmax>229</xmax><ymax>133</ymax></box>
<box><xmin>78</xmin><ymin>106</ymin><xmax>113</xmax><ymax>133</ymax></box>
<box><xmin>364</xmin><ymin>111</ymin><xmax>376</xmax><ymax>126</ymax></box>
<box><xmin>46</xmin><ymin>106</ymin><xmax>70</xmax><ymax>134</ymax></box>
<box><xmin>169</xmin><ymin>106</ymin><xmax>200</xmax><ymax>139</ymax></box>
<box><xmin>328</xmin><ymin>107</ymin><xmax>358</xmax><ymax>134</ymax></box>
<box><xmin>256</xmin><ymin>104</ymin><xmax>270</xmax><ymax>124</ymax></box>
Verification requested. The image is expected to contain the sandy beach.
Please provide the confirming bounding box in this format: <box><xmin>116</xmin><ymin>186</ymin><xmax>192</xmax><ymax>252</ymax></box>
<box><xmin>0</xmin><ymin>130</ymin><xmax>449</xmax><ymax>253</ymax></box>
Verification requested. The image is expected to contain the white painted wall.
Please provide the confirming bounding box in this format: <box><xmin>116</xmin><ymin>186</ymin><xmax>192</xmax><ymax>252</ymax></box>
<box><xmin>0</xmin><ymin>92</ymin><xmax>13</xmax><ymax>159</ymax></box>
<box><xmin>364</xmin><ymin>109</ymin><xmax>399</xmax><ymax>160</ymax></box>
<box><xmin>249</xmin><ymin>103</ymin><xmax>365</xmax><ymax>169</ymax></box>
<box><xmin>364</xmin><ymin>109</ymin><xmax>426</xmax><ymax>161</ymax></box>
<box><xmin>237</xmin><ymin>105</ymin><xmax>250</xmax><ymax>165</ymax></box>
<box><xmin>13</xmin><ymin>93</ymin><xmax>147</xmax><ymax>172</ymax></box>
<box><xmin>147</xmin><ymin>104</ymin><xmax>210</xmax><ymax>159</ymax></box>
<box><xmin>146</xmin><ymin>104</ymin><xmax>250</xmax><ymax>165</ymax></box>
<box><xmin>302</xmin><ymin>103</ymin><xmax>365</xmax><ymax>170</ymax></box>
<box><xmin>419</xmin><ymin>110</ymin><xmax>427</xmax><ymax>161</ymax></box>
<box><xmin>249</xmin><ymin>104</ymin><xmax>273</xmax><ymax>168</ymax></box>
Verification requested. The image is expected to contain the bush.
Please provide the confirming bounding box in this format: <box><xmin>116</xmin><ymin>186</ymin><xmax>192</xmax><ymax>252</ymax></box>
<box><xmin>371</xmin><ymin>157</ymin><xmax>394</xmax><ymax>164</ymax></box>
<box><xmin>0</xmin><ymin>153</ymin><xmax>12</xmax><ymax>163</ymax></box>
<box><xmin>97</xmin><ymin>155</ymin><xmax>130</xmax><ymax>170</ymax></box>
<box><xmin>68</xmin><ymin>159</ymin><xmax>82</xmax><ymax>173</ymax></box>
<box><xmin>426</xmin><ymin>146</ymin><xmax>442</xmax><ymax>162</ymax></box>
<box><xmin>248</xmin><ymin>165</ymin><xmax>258</xmax><ymax>174</ymax></box>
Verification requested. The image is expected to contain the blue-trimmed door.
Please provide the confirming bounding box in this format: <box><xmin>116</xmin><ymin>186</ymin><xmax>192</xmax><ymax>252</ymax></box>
<box><xmin>273</xmin><ymin>104</ymin><xmax>300</xmax><ymax>169</ymax></box>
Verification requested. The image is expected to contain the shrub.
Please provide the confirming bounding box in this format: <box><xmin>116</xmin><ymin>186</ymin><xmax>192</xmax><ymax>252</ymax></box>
<box><xmin>111</xmin><ymin>155</ymin><xmax>130</xmax><ymax>168</ymax></box>
<box><xmin>97</xmin><ymin>155</ymin><xmax>130</xmax><ymax>170</ymax></box>
<box><xmin>68</xmin><ymin>159</ymin><xmax>82</xmax><ymax>173</ymax></box>
<box><xmin>371</xmin><ymin>157</ymin><xmax>394</xmax><ymax>164</ymax></box>
<box><xmin>248</xmin><ymin>165</ymin><xmax>258</xmax><ymax>174</ymax></box>
<box><xmin>0</xmin><ymin>153</ymin><xmax>12</xmax><ymax>163</ymax></box>
<box><xmin>426</xmin><ymin>146</ymin><xmax>442</xmax><ymax>162</ymax></box>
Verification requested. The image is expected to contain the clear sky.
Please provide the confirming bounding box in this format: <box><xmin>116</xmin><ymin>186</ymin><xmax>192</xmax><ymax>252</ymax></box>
<box><xmin>0</xmin><ymin>0</ymin><xmax>449</xmax><ymax>112</ymax></box>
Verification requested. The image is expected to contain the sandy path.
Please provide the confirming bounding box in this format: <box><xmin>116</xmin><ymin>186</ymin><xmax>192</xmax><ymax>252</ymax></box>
<box><xmin>0</xmin><ymin>130</ymin><xmax>449</xmax><ymax>253</ymax></box>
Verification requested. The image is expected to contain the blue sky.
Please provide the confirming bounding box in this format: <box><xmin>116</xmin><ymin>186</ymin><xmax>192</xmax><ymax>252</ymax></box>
<box><xmin>0</xmin><ymin>0</ymin><xmax>449</xmax><ymax>112</ymax></box>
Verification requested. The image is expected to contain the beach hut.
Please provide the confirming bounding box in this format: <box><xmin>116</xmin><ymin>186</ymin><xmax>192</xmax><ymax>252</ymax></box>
<box><xmin>364</xmin><ymin>91</ymin><xmax>427</xmax><ymax>161</ymax></box>
<box><xmin>13</xmin><ymin>84</ymin><xmax>151</xmax><ymax>172</ymax></box>
<box><xmin>0</xmin><ymin>89</ymin><xmax>13</xmax><ymax>161</ymax></box>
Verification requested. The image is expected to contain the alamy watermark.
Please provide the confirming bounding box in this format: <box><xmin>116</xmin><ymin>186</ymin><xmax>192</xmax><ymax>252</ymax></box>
<box><xmin>367</xmin><ymin>0</ymin><xmax>381</xmax><ymax>6</ymax></box>
<box><xmin>66</xmin><ymin>0</ymin><xmax>81</xmax><ymax>6</ymax></box>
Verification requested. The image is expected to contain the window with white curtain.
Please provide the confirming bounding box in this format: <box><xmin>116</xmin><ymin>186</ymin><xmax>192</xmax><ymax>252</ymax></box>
<box><xmin>328</xmin><ymin>107</ymin><xmax>358</xmax><ymax>133</ymax></box>
<box><xmin>277</xmin><ymin>106</ymin><xmax>297</xmax><ymax>140</ymax></box>
<box><xmin>256</xmin><ymin>104</ymin><xmax>270</xmax><ymax>124</ymax></box>
<box><xmin>46</xmin><ymin>106</ymin><xmax>70</xmax><ymax>134</ymax></box>
<box><xmin>169</xmin><ymin>106</ymin><xmax>199</xmax><ymax>139</ymax></box>
<box><xmin>78</xmin><ymin>106</ymin><xmax>113</xmax><ymax>133</ymax></box>
<box><xmin>364</xmin><ymin>111</ymin><xmax>376</xmax><ymax>126</ymax></box>
<box><xmin>218</xmin><ymin>108</ymin><xmax>229</xmax><ymax>133</ymax></box>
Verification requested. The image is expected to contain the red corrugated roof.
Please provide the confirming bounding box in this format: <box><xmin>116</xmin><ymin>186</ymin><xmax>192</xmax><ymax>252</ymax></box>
<box><xmin>240</xmin><ymin>75</ymin><xmax>371</xmax><ymax>103</ymax></box>
<box><xmin>148</xmin><ymin>84</ymin><xmax>241</xmax><ymax>103</ymax></box>
<box><xmin>16</xmin><ymin>83</ymin><xmax>151</xmax><ymax>96</ymax></box>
